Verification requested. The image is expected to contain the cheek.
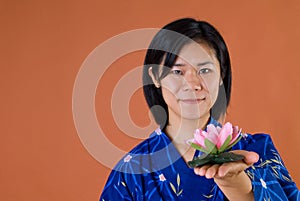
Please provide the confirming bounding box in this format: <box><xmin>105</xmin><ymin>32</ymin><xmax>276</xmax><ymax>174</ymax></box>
<box><xmin>161</xmin><ymin>88</ymin><xmax>176</xmax><ymax>105</ymax></box>
<box><xmin>205</xmin><ymin>76</ymin><xmax>221</xmax><ymax>102</ymax></box>
<box><xmin>160</xmin><ymin>77</ymin><xmax>182</xmax><ymax>109</ymax></box>
<box><xmin>160</xmin><ymin>77</ymin><xmax>182</xmax><ymax>95</ymax></box>
<box><xmin>210</xmin><ymin>85</ymin><xmax>220</xmax><ymax>104</ymax></box>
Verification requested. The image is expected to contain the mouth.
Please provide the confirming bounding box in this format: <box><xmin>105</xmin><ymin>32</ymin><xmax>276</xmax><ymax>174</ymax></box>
<box><xmin>180</xmin><ymin>98</ymin><xmax>205</xmax><ymax>104</ymax></box>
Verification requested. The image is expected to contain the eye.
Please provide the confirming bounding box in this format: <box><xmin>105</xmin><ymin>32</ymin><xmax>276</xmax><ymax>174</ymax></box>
<box><xmin>171</xmin><ymin>69</ymin><xmax>183</xmax><ymax>75</ymax></box>
<box><xmin>198</xmin><ymin>68</ymin><xmax>211</xmax><ymax>74</ymax></box>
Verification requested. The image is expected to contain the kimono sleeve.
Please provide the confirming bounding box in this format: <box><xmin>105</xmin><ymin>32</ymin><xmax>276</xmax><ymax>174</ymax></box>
<box><xmin>245</xmin><ymin>135</ymin><xmax>299</xmax><ymax>201</ymax></box>
<box><xmin>100</xmin><ymin>170</ymin><xmax>134</xmax><ymax>201</ymax></box>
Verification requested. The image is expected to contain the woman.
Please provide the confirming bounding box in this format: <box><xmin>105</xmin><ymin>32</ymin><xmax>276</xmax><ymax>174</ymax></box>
<box><xmin>100</xmin><ymin>18</ymin><xmax>299</xmax><ymax>200</ymax></box>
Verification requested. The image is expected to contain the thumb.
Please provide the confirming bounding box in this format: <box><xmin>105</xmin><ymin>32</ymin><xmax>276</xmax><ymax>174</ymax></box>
<box><xmin>231</xmin><ymin>150</ymin><xmax>259</xmax><ymax>165</ymax></box>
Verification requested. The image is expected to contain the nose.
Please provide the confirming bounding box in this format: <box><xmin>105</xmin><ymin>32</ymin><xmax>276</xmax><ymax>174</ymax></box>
<box><xmin>183</xmin><ymin>69</ymin><xmax>203</xmax><ymax>91</ymax></box>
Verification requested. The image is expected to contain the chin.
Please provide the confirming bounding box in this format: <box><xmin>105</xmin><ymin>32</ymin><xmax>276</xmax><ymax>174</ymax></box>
<box><xmin>184</xmin><ymin>109</ymin><xmax>213</xmax><ymax>120</ymax></box>
<box><xmin>181</xmin><ymin>113</ymin><xmax>204</xmax><ymax>120</ymax></box>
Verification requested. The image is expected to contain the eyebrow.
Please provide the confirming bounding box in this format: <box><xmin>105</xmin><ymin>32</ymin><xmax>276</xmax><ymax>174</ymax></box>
<box><xmin>173</xmin><ymin>63</ymin><xmax>185</xmax><ymax>67</ymax></box>
<box><xmin>197</xmin><ymin>61</ymin><xmax>214</xmax><ymax>66</ymax></box>
<box><xmin>173</xmin><ymin>61</ymin><xmax>213</xmax><ymax>67</ymax></box>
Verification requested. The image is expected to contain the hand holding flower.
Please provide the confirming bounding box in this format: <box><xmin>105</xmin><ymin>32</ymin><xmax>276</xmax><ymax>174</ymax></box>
<box><xmin>187</xmin><ymin>122</ymin><xmax>244</xmax><ymax>167</ymax></box>
<box><xmin>194</xmin><ymin>150</ymin><xmax>259</xmax><ymax>179</ymax></box>
<box><xmin>194</xmin><ymin>150</ymin><xmax>259</xmax><ymax>201</ymax></box>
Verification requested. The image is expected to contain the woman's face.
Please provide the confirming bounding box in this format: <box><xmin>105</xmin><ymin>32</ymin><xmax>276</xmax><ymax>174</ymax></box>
<box><xmin>160</xmin><ymin>42</ymin><xmax>222</xmax><ymax>122</ymax></box>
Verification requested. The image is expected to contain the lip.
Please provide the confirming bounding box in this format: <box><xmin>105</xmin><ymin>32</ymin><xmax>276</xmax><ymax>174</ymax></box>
<box><xmin>180</xmin><ymin>98</ymin><xmax>205</xmax><ymax>104</ymax></box>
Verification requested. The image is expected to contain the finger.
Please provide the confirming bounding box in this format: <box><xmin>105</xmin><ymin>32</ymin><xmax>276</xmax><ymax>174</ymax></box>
<box><xmin>231</xmin><ymin>150</ymin><xmax>259</xmax><ymax>165</ymax></box>
<box><xmin>205</xmin><ymin>164</ymin><xmax>220</xmax><ymax>179</ymax></box>
<box><xmin>217</xmin><ymin>151</ymin><xmax>259</xmax><ymax>178</ymax></box>
<box><xmin>194</xmin><ymin>165</ymin><xmax>208</xmax><ymax>176</ymax></box>
<box><xmin>217</xmin><ymin>161</ymin><xmax>247</xmax><ymax>178</ymax></box>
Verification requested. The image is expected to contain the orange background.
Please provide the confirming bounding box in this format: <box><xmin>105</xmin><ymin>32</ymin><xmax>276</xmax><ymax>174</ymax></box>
<box><xmin>1</xmin><ymin>0</ymin><xmax>299</xmax><ymax>200</ymax></box>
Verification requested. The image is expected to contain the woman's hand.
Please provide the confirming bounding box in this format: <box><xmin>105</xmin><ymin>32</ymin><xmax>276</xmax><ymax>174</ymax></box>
<box><xmin>194</xmin><ymin>150</ymin><xmax>259</xmax><ymax>201</ymax></box>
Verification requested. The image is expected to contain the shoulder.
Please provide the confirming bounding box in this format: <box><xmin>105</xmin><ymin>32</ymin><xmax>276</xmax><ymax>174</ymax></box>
<box><xmin>243</xmin><ymin>132</ymin><xmax>272</xmax><ymax>144</ymax></box>
<box><xmin>113</xmin><ymin>129</ymin><xmax>170</xmax><ymax>174</ymax></box>
<box><xmin>128</xmin><ymin>128</ymin><xmax>169</xmax><ymax>154</ymax></box>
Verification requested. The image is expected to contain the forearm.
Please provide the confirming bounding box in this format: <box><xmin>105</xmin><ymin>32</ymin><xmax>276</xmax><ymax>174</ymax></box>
<box><xmin>214</xmin><ymin>171</ymin><xmax>254</xmax><ymax>201</ymax></box>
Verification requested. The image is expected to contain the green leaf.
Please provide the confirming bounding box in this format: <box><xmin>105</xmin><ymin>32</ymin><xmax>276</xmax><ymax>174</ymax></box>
<box><xmin>212</xmin><ymin>152</ymin><xmax>244</xmax><ymax>164</ymax></box>
<box><xmin>190</xmin><ymin>143</ymin><xmax>210</xmax><ymax>154</ymax></box>
<box><xmin>187</xmin><ymin>152</ymin><xmax>244</xmax><ymax>168</ymax></box>
<box><xmin>204</xmin><ymin>139</ymin><xmax>217</xmax><ymax>154</ymax></box>
<box><xmin>187</xmin><ymin>154</ymin><xmax>213</xmax><ymax>168</ymax></box>
<box><xmin>218</xmin><ymin>135</ymin><xmax>232</xmax><ymax>153</ymax></box>
<box><xmin>226</xmin><ymin>135</ymin><xmax>243</xmax><ymax>150</ymax></box>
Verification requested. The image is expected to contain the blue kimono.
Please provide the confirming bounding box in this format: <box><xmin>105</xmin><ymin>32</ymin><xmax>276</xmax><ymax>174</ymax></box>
<box><xmin>100</xmin><ymin>119</ymin><xmax>299</xmax><ymax>200</ymax></box>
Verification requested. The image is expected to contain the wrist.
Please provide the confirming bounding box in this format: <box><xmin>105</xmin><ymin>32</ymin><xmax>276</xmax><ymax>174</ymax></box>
<box><xmin>215</xmin><ymin>171</ymin><xmax>254</xmax><ymax>201</ymax></box>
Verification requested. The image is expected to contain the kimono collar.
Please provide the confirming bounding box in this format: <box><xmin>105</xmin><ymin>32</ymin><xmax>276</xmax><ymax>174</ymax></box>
<box><xmin>154</xmin><ymin>117</ymin><xmax>222</xmax><ymax>136</ymax></box>
<box><xmin>206</xmin><ymin>117</ymin><xmax>222</xmax><ymax>129</ymax></box>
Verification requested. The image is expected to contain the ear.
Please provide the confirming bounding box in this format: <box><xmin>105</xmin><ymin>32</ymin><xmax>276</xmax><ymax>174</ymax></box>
<box><xmin>219</xmin><ymin>78</ymin><xmax>223</xmax><ymax>86</ymax></box>
<box><xmin>148</xmin><ymin>67</ymin><xmax>160</xmax><ymax>88</ymax></box>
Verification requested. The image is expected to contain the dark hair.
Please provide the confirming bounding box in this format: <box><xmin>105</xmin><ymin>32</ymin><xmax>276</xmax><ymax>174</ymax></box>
<box><xmin>143</xmin><ymin>18</ymin><xmax>232</xmax><ymax>130</ymax></box>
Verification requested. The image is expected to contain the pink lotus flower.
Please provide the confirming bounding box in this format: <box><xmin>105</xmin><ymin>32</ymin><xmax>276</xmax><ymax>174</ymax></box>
<box><xmin>187</xmin><ymin>122</ymin><xmax>242</xmax><ymax>154</ymax></box>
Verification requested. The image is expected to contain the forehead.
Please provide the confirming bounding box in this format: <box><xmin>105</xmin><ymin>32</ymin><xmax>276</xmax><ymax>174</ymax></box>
<box><xmin>176</xmin><ymin>42</ymin><xmax>217</xmax><ymax>64</ymax></box>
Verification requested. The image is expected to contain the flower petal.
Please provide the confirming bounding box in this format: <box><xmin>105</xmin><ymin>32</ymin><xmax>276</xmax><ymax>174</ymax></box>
<box><xmin>206</xmin><ymin>124</ymin><xmax>219</xmax><ymax>145</ymax></box>
<box><xmin>230</xmin><ymin>127</ymin><xmax>242</xmax><ymax>145</ymax></box>
<box><xmin>233</xmin><ymin>126</ymin><xmax>239</xmax><ymax>135</ymax></box>
<box><xmin>218</xmin><ymin>135</ymin><xmax>232</xmax><ymax>152</ymax></box>
<box><xmin>194</xmin><ymin>129</ymin><xmax>206</xmax><ymax>147</ymax></box>
<box><xmin>217</xmin><ymin>122</ymin><xmax>233</xmax><ymax>148</ymax></box>
<box><xmin>186</xmin><ymin>138</ymin><xmax>195</xmax><ymax>145</ymax></box>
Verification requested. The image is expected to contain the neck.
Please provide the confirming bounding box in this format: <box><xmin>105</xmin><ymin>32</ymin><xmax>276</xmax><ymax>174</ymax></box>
<box><xmin>164</xmin><ymin>113</ymin><xmax>210</xmax><ymax>162</ymax></box>
<box><xmin>165</xmin><ymin>113</ymin><xmax>210</xmax><ymax>145</ymax></box>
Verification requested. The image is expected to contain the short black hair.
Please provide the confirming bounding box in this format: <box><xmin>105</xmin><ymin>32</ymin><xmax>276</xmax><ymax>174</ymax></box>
<box><xmin>143</xmin><ymin>18</ymin><xmax>232</xmax><ymax>130</ymax></box>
